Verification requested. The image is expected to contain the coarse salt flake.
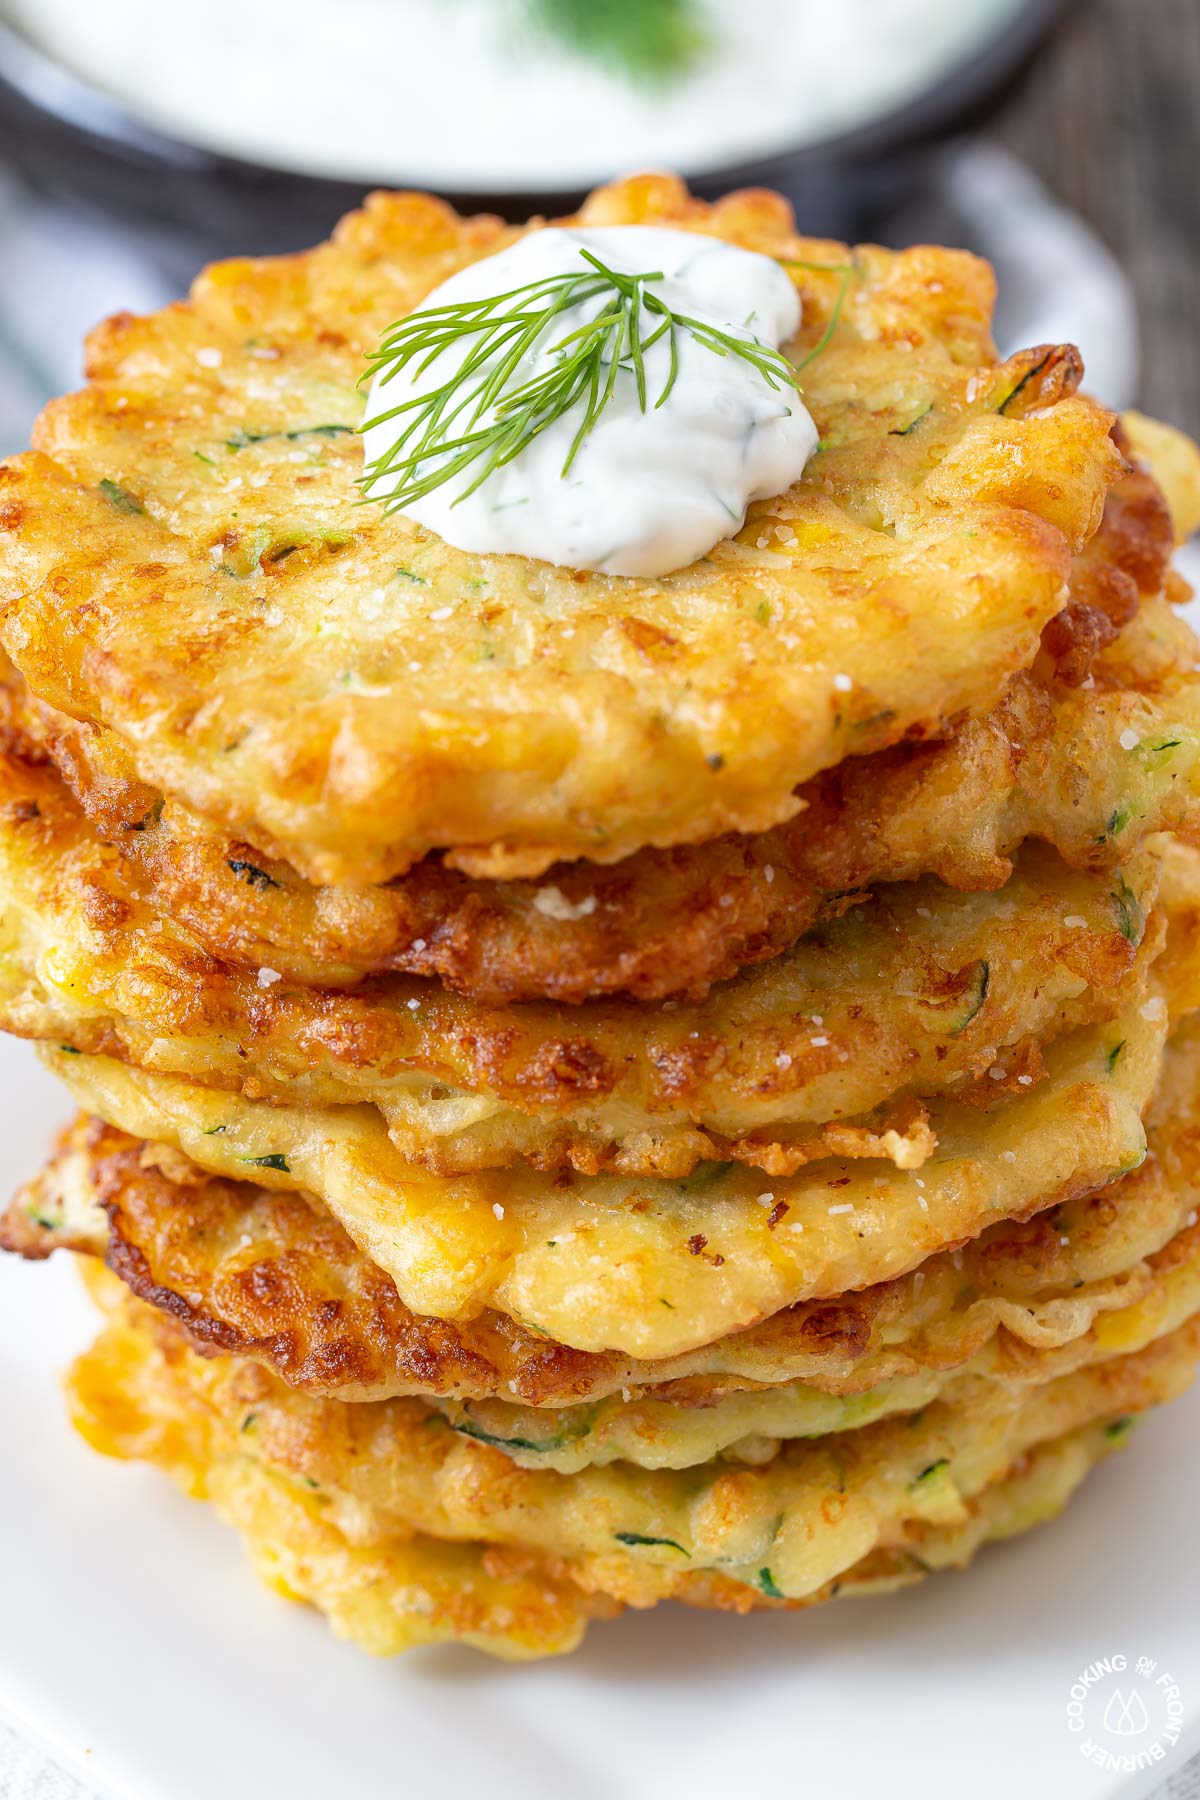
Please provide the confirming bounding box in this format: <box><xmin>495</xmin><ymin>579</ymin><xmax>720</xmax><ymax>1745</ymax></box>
<box><xmin>256</xmin><ymin>966</ymin><xmax>281</xmax><ymax>988</ymax></box>
<box><xmin>1120</xmin><ymin>728</ymin><xmax>1140</xmax><ymax>751</ymax></box>
<box><xmin>532</xmin><ymin>886</ymin><xmax>597</xmax><ymax>922</ymax></box>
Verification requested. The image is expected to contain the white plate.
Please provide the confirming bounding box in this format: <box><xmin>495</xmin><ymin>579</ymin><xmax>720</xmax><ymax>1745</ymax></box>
<box><xmin>1</xmin><ymin>1033</ymin><xmax>1199</xmax><ymax>1800</ymax></box>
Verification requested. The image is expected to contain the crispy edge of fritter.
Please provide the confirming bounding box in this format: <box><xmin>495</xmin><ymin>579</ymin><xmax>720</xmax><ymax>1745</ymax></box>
<box><xmin>0</xmin><ymin>740</ymin><xmax>1167</xmax><ymax>1176</ymax></box>
<box><xmin>0</xmin><ymin>174</ymin><xmax>1121</xmax><ymax>886</ymax></box>
<box><xmin>0</xmin><ymin>438</ymin><xmax>1184</xmax><ymax>1005</ymax></box>
<box><xmin>64</xmin><ymin>1273</ymin><xmax>1137</xmax><ymax>1653</ymax></box>
<box><xmin>8</xmin><ymin>1076</ymin><xmax>1197</xmax><ymax>1410</ymax></box>
<box><xmin>68</xmin><ymin>1272</ymin><xmax>1200</xmax><ymax>1619</ymax></box>
<box><xmin>10</xmin><ymin>659</ymin><xmax>1200</xmax><ymax>1010</ymax></box>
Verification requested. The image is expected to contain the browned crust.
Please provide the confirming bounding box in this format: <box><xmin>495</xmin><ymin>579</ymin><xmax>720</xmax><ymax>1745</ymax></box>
<box><xmin>0</xmin><ymin>440</ymin><xmax>1182</xmax><ymax>1005</ymax></box>
<box><xmin>7</xmin><ymin>1100</ymin><xmax>1196</xmax><ymax>1409</ymax></box>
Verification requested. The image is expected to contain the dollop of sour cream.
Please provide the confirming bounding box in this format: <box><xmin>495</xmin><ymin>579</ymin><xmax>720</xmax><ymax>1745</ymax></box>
<box><xmin>361</xmin><ymin>226</ymin><xmax>817</xmax><ymax>578</ymax></box>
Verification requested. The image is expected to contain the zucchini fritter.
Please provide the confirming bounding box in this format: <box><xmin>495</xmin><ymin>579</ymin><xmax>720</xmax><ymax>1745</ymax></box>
<box><xmin>67</xmin><ymin>1271</ymin><xmax>1200</xmax><ymax>1640</ymax></box>
<box><xmin>14</xmin><ymin>1020</ymin><xmax>1200</xmax><ymax>1411</ymax></box>
<box><xmin>68</xmin><ymin>1277</ymin><xmax>1138</xmax><ymax>1656</ymax></box>
<box><xmin>5</xmin><ymin>461</ymin><xmax>1195</xmax><ymax>1006</ymax></box>
<box><xmin>0</xmin><ymin>747</ymin><xmax>1167</xmax><ymax>1176</ymax></box>
<box><xmin>14</xmin><ymin>1060</ymin><xmax>1200</xmax><ymax>1468</ymax></box>
<box><xmin>0</xmin><ymin>177</ymin><xmax>1123</xmax><ymax>886</ymax></box>
<box><xmin>38</xmin><ymin>997</ymin><xmax>1164</xmax><ymax>1359</ymax></box>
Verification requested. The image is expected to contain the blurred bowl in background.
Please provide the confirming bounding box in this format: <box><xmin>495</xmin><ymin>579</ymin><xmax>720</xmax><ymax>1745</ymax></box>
<box><xmin>0</xmin><ymin>0</ymin><xmax>1070</xmax><ymax>256</ymax></box>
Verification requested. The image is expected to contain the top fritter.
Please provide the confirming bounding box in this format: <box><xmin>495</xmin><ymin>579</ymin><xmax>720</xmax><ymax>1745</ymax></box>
<box><xmin>0</xmin><ymin>175</ymin><xmax>1121</xmax><ymax>887</ymax></box>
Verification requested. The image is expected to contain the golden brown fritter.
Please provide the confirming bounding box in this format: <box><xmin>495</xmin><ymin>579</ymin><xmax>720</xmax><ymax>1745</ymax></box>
<box><xmin>16</xmin><ymin>1107</ymin><xmax>1200</xmax><ymax>1472</ymax></box>
<box><xmin>8</xmin><ymin>638</ymin><xmax>1199</xmax><ymax>1005</ymax></box>
<box><xmin>0</xmin><ymin>176</ymin><xmax>1123</xmax><ymax>886</ymax></box>
<box><xmin>1121</xmin><ymin>412</ymin><xmax>1200</xmax><ymax>542</ymax></box>
<box><xmin>65</xmin><ymin>1274</ymin><xmax>1137</xmax><ymax>1655</ymax></box>
<box><xmin>38</xmin><ymin>997</ymin><xmax>1163</xmax><ymax>1359</ymax></box>
<box><xmin>0</xmin><ymin>747</ymin><xmax>1167</xmax><ymax>1176</ymax></box>
<box><xmin>2</xmin><ymin>430</ymin><xmax>1188</xmax><ymax>1005</ymax></box>
<box><xmin>15</xmin><ymin>1019</ymin><xmax>1200</xmax><ymax>1408</ymax></box>
<box><xmin>68</xmin><ymin>1270</ymin><xmax>1200</xmax><ymax>1631</ymax></box>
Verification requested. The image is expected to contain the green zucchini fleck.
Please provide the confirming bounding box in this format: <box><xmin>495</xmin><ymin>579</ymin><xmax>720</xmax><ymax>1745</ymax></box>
<box><xmin>1139</xmin><ymin>736</ymin><xmax>1182</xmax><ymax>767</ymax></box>
<box><xmin>910</xmin><ymin>1457</ymin><xmax>950</xmax><ymax>1490</ymax></box>
<box><xmin>241</xmin><ymin>1413</ymin><xmax>258</xmax><ymax>1432</ymax></box>
<box><xmin>950</xmin><ymin>960</ymin><xmax>990</xmax><ymax>1034</ymax></box>
<box><xmin>1104</xmin><ymin>1416</ymin><xmax>1134</xmax><ymax>1442</ymax></box>
<box><xmin>1106</xmin><ymin>1040</ymin><xmax>1126</xmax><ymax>1074</ymax></box>
<box><xmin>996</xmin><ymin>350</ymin><xmax>1054</xmax><ymax>416</ymax></box>
<box><xmin>227</xmin><ymin>858</ymin><xmax>280</xmax><ymax>891</ymax></box>
<box><xmin>393</xmin><ymin>566</ymin><xmax>428</xmax><ymax>585</ymax></box>
<box><xmin>242</xmin><ymin>1152</ymin><xmax>291</xmax><ymax>1173</ymax></box>
<box><xmin>225</xmin><ymin>423</ymin><xmax>353</xmax><ymax>451</ymax></box>
<box><xmin>675</xmin><ymin>1161</ymin><xmax>734</xmax><ymax>1195</ymax></box>
<box><xmin>1096</xmin><ymin>805</ymin><xmax>1131</xmax><ymax>846</ymax></box>
<box><xmin>56</xmin><ymin>1044</ymin><xmax>81</xmax><ymax>1056</ymax></box>
<box><xmin>448</xmin><ymin>1418</ymin><xmax>575</xmax><ymax>1455</ymax></box>
<box><xmin>890</xmin><ymin>405</ymin><xmax>932</xmax><ymax>437</ymax></box>
<box><xmin>99</xmin><ymin>479</ymin><xmax>145</xmax><ymax>516</ymax></box>
<box><xmin>757</xmin><ymin>1567</ymin><xmax>785</xmax><ymax>1599</ymax></box>
<box><xmin>1112</xmin><ymin>874</ymin><xmax>1145</xmax><ymax>944</ymax></box>
<box><xmin>851</xmin><ymin>707</ymin><xmax>897</xmax><ymax>735</ymax></box>
<box><xmin>613</xmin><ymin>1532</ymin><xmax>689</xmax><ymax>1555</ymax></box>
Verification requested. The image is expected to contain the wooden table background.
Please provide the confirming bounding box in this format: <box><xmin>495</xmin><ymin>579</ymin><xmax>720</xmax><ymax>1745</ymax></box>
<box><xmin>994</xmin><ymin>0</ymin><xmax>1200</xmax><ymax>438</ymax></box>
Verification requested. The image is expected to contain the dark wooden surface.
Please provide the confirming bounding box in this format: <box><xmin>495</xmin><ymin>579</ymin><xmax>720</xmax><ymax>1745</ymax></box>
<box><xmin>993</xmin><ymin>0</ymin><xmax>1200</xmax><ymax>437</ymax></box>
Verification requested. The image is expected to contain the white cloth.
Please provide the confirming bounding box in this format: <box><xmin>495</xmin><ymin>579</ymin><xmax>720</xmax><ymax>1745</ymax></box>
<box><xmin>0</xmin><ymin>1718</ymin><xmax>91</xmax><ymax>1798</ymax></box>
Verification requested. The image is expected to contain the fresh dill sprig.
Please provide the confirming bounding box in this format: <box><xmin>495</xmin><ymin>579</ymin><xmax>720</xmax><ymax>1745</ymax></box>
<box><xmin>360</xmin><ymin>247</ymin><xmax>801</xmax><ymax>516</ymax></box>
<box><xmin>777</xmin><ymin>257</ymin><xmax>857</xmax><ymax>369</ymax></box>
<box><xmin>521</xmin><ymin>0</ymin><xmax>711</xmax><ymax>87</ymax></box>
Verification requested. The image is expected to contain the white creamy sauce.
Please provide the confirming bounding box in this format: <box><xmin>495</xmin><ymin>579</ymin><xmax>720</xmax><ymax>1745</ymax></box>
<box><xmin>360</xmin><ymin>226</ymin><xmax>817</xmax><ymax>577</ymax></box>
<box><xmin>4</xmin><ymin>0</ymin><xmax>1025</xmax><ymax>189</ymax></box>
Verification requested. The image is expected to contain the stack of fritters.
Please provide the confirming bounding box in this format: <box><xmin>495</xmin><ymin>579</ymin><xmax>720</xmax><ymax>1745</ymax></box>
<box><xmin>3</xmin><ymin>175</ymin><xmax>1200</xmax><ymax>1659</ymax></box>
